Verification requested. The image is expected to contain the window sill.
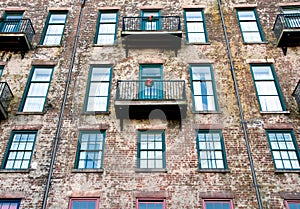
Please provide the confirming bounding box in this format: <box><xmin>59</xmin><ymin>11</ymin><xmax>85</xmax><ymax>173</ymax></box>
<box><xmin>37</xmin><ymin>44</ymin><xmax>61</xmax><ymax>48</ymax></box>
<box><xmin>82</xmin><ymin>111</ymin><xmax>110</xmax><ymax>115</ymax></box>
<box><xmin>275</xmin><ymin>169</ymin><xmax>300</xmax><ymax>174</ymax></box>
<box><xmin>93</xmin><ymin>44</ymin><xmax>117</xmax><ymax>47</ymax></box>
<box><xmin>260</xmin><ymin>111</ymin><xmax>290</xmax><ymax>114</ymax></box>
<box><xmin>198</xmin><ymin>169</ymin><xmax>230</xmax><ymax>173</ymax></box>
<box><xmin>16</xmin><ymin>111</ymin><xmax>45</xmax><ymax>115</ymax></box>
<box><xmin>193</xmin><ymin>111</ymin><xmax>221</xmax><ymax>114</ymax></box>
<box><xmin>186</xmin><ymin>42</ymin><xmax>210</xmax><ymax>45</ymax></box>
<box><xmin>135</xmin><ymin>168</ymin><xmax>168</xmax><ymax>173</ymax></box>
<box><xmin>0</xmin><ymin>169</ymin><xmax>30</xmax><ymax>173</ymax></box>
<box><xmin>72</xmin><ymin>169</ymin><xmax>104</xmax><ymax>173</ymax></box>
<box><xmin>243</xmin><ymin>41</ymin><xmax>268</xmax><ymax>44</ymax></box>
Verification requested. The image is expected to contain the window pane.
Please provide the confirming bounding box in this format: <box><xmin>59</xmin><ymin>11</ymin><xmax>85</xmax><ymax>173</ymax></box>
<box><xmin>240</xmin><ymin>22</ymin><xmax>259</xmax><ymax>31</ymax></box>
<box><xmin>238</xmin><ymin>11</ymin><xmax>256</xmax><ymax>20</ymax></box>
<box><xmin>186</xmin><ymin>11</ymin><xmax>203</xmax><ymax>21</ymax></box>
<box><xmin>49</xmin><ymin>14</ymin><xmax>67</xmax><ymax>23</ymax></box>
<box><xmin>252</xmin><ymin>66</ymin><xmax>273</xmax><ymax>80</ymax></box>
<box><xmin>100</xmin><ymin>13</ymin><xmax>117</xmax><ymax>22</ymax></box>
<box><xmin>188</xmin><ymin>33</ymin><xmax>206</xmax><ymax>43</ymax></box>
<box><xmin>31</xmin><ymin>68</ymin><xmax>52</xmax><ymax>81</ymax></box>
<box><xmin>23</xmin><ymin>98</ymin><xmax>45</xmax><ymax>112</ymax></box>
<box><xmin>242</xmin><ymin>32</ymin><xmax>262</xmax><ymax>42</ymax></box>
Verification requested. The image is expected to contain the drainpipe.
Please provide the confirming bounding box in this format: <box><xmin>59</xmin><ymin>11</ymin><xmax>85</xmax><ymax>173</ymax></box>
<box><xmin>42</xmin><ymin>1</ymin><xmax>85</xmax><ymax>209</ymax></box>
<box><xmin>216</xmin><ymin>0</ymin><xmax>263</xmax><ymax>208</ymax></box>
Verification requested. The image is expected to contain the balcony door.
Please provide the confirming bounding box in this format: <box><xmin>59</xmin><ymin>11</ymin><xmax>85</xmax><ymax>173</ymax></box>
<box><xmin>139</xmin><ymin>65</ymin><xmax>163</xmax><ymax>100</ymax></box>
<box><xmin>0</xmin><ymin>12</ymin><xmax>23</xmax><ymax>32</ymax></box>
<box><xmin>141</xmin><ymin>10</ymin><xmax>161</xmax><ymax>30</ymax></box>
<box><xmin>282</xmin><ymin>7</ymin><xmax>300</xmax><ymax>28</ymax></box>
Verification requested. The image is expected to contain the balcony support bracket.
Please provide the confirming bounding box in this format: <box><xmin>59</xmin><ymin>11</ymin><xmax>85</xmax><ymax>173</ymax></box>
<box><xmin>282</xmin><ymin>47</ymin><xmax>287</xmax><ymax>56</ymax></box>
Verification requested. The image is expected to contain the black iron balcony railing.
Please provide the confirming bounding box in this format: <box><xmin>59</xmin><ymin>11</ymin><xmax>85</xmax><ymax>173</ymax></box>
<box><xmin>0</xmin><ymin>82</ymin><xmax>13</xmax><ymax>120</ymax></box>
<box><xmin>116</xmin><ymin>80</ymin><xmax>186</xmax><ymax>101</ymax></box>
<box><xmin>122</xmin><ymin>16</ymin><xmax>181</xmax><ymax>32</ymax></box>
<box><xmin>0</xmin><ymin>19</ymin><xmax>35</xmax><ymax>43</ymax></box>
<box><xmin>293</xmin><ymin>80</ymin><xmax>300</xmax><ymax>112</ymax></box>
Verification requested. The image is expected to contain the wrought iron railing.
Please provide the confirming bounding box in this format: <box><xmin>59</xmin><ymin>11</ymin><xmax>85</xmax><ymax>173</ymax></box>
<box><xmin>0</xmin><ymin>82</ymin><xmax>13</xmax><ymax>112</ymax></box>
<box><xmin>122</xmin><ymin>16</ymin><xmax>181</xmax><ymax>31</ymax></box>
<box><xmin>116</xmin><ymin>80</ymin><xmax>186</xmax><ymax>101</ymax></box>
<box><xmin>0</xmin><ymin>19</ymin><xmax>35</xmax><ymax>42</ymax></box>
<box><xmin>293</xmin><ymin>80</ymin><xmax>300</xmax><ymax>111</ymax></box>
<box><xmin>273</xmin><ymin>13</ymin><xmax>300</xmax><ymax>39</ymax></box>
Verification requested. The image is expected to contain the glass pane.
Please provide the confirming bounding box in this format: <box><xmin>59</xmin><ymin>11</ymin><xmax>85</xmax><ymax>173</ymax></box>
<box><xmin>270</xmin><ymin>142</ymin><xmax>279</xmax><ymax>149</ymax></box>
<box><xmin>188</xmin><ymin>33</ymin><xmax>206</xmax><ymax>43</ymax></box>
<box><xmin>259</xmin><ymin>96</ymin><xmax>282</xmax><ymax>111</ymax></box>
<box><xmin>32</xmin><ymin>68</ymin><xmax>52</xmax><ymax>81</ymax></box>
<box><xmin>140</xmin><ymin>151</ymin><xmax>147</xmax><ymax>159</ymax></box>
<box><xmin>273</xmin><ymin>151</ymin><xmax>281</xmax><ymax>159</ymax></box>
<box><xmin>283</xmin><ymin>160</ymin><xmax>292</xmax><ymax>169</ymax></box>
<box><xmin>89</xmin><ymin>83</ymin><xmax>109</xmax><ymax>96</ymax></box>
<box><xmin>148</xmin><ymin>160</ymin><xmax>154</xmax><ymax>168</ymax></box>
<box><xmin>186</xmin><ymin>11</ymin><xmax>203</xmax><ymax>21</ymax></box>
<box><xmin>87</xmin><ymin>97</ymin><xmax>108</xmax><ymax>111</ymax></box>
<box><xmin>21</xmin><ymin>160</ymin><xmax>29</xmax><ymax>169</ymax></box>
<box><xmin>275</xmin><ymin>160</ymin><xmax>283</xmax><ymax>169</ymax></box>
<box><xmin>43</xmin><ymin>35</ymin><xmax>62</xmax><ymax>45</ymax></box>
<box><xmin>99</xmin><ymin>24</ymin><xmax>116</xmax><ymax>33</ymax></box>
<box><xmin>23</xmin><ymin>98</ymin><xmax>45</xmax><ymax>112</ymax></box>
<box><xmin>27</xmin><ymin>83</ymin><xmax>49</xmax><ymax>96</ymax></box>
<box><xmin>156</xmin><ymin>159</ymin><xmax>163</xmax><ymax>168</ymax></box>
<box><xmin>140</xmin><ymin>159</ymin><xmax>147</xmax><ymax>168</ymax></box>
<box><xmin>238</xmin><ymin>10</ymin><xmax>256</xmax><ymax>20</ymax></box>
<box><xmin>252</xmin><ymin>66</ymin><xmax>273</xmax><ymax>80</ymax></box>
<box><xmin>243</xmin><ymin>32</ymin><xmax>262</xmax><ymax>42</ymax></box>
<box><xmin>216</xmin><ymin>160</ymin><xmax>224</xmax><ymax>168</ymax></box>
<box><xmin>240</xmin><ymin>22</ymin><xmax>259</xmax><ymax>32</ymax></box>
<box><xmin>291</xmin><ymin>160</ymin><xmax>300</xmax><ymax>169</ymax></box>
<box><xmin>46</xmin><ymin>25</ymin><xmax>64</xmax><ymax>35</ymax></box>
<box><xmin>255</xmin><ymin>82</ymin><xmax>278</xmax><ymax>95</ymax></box>
<box><xmin>49</xmin><ymin>14</ymin><xmax>67</xmax><ymax>23</ymax></box>
<box><xmin>187</xmin><ymin>22</ymin><xmax>204</xmax><ymax>32</ymax></box>
<box><xmin>141</xmin><ymin>67</ymin><xmax>161</xmax><ymax>78</ymax></box>
<box><xmin>91</xmin><ymin>68</ymin><xmax>111</xmax><ymax>81</ymax></box>
<box><xmin>140</xmin><ymin>142</ymin><xmax>148</xmax><ymax>149</ymax></box>
<box><xmin>192</xmin><ymin>66</ymin><xmax>211</xmax><ymax>80</ymax></box>
<box><xmin>100</xmin><ymin>13</ymin><xmax>117</xmax><ymax>22</ymax></box>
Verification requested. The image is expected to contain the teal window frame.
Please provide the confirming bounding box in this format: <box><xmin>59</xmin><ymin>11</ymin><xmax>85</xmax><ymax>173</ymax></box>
<box><xmin>184</xmin><ymin>9</ymin><xmax>208</xmax><ymax>43</ymax></box>
<box><xmin>0</xmin><ymin>199</ymin><xmax>21</xmax><ymax>209</ymax></box>
<box><xmin>137</xmin><ymin>199</ymin><xmax>166</xmax><ymax>209</ymax></box>
<box><xmin>236</xmin><ymin>8</ymin><xmax>265</xmax><ymax>43</ymax></box>
<box><xmin>203</xmin><ymin>200</ymin><xmax>234</xmax><ymax>209</ymax></box>
<box><xmin>1</xmin><ymin>131</ymin><xmax>37</xmax><ymax>170</ymax></box>
<box><xmin>196</xmin><ymin>130</ymin><xmax>228</xmax><ymax>170</ymax></box>
<box><xmin>74</xmin><ymin>131</ymin><xmax>106</xmax><ymax>169</ymax></box>
<box><xmin>40</xmin><ymin>11</ymin><xmax>68</xmax><ymax>45</ymax></box>
<box><xmin>141</xmin><ymin>10</ymin><xmax>161</xmax><ymax>30</ymax></box>
<box><xmin>19</xmin><ymin>66</ymin><xmax>54</xmax><ymax>112</ymax></box>
<box><xmin>0</xmin><ymin>66</ymin><xmax>4</xmax><ymax>77</ymax></box>
<box><xmin>190</xmin><ymin>64</ymin><xmax>219</xmax><ymax>112</ymax></box>
<box><xmin>266</xmin><ymin>130</ymin><xmax>300</xmax><ymax>171</ymax></box>
<box><xmin>84</xmin><ymin>65</ymin><xmax>112</xmax><ymax>113</ymax></box>
<box><xmin>139</xmin><ymin>64</ymin><xmax>163</xmax><ymax>100</ymax></box>
<box><xmin>137</xmin><ymin>130</ymin><xmax>166</xmax><ymax>169</ymax></box>
<box><xmin>0</xmin><ymin>11</ymin><xmax>23</xmax><ymax>33</ymax></box>
<box><xmin>68</xmin><ymin>198</ymin><xmax>99</xmax><ymax>209</ymax></box>
<box><xmin>250</xmin><ymin>64</ymin><xmax>286</xmax><ymax>111</ymax></box>
<box><xmin>94</xmin><ymin>10</ymin><xmax>118</xmax><ymax>45</ymax></box>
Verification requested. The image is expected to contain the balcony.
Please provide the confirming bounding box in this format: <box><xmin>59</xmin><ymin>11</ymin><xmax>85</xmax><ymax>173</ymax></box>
<box><xmin>273</xmin><ymin>13</ymin><xmax>300</xmax><ymax>55</ymax></box>
<box><xmin>292</xmin><ymin>80</ymin><xmax>300</xmax><ymax>112</ymax></box>
<box><xmin>115</xmin><ymin>80</ymin><xmax>187</xmax><ymax>123</ymax></box>
<box><xmin>0</xmin><ymin>82</ymin><xmax>13</xmax><ymax>120</ymax></box>
<box><xmin>0</xmin><ymin>19</ymin><xmax>35</xmax><ymax>57</ymax></box>
<box><xmin>121</xmin><ymin>16</ymin><xmax>182</xmax><ymax>56</ymax></box>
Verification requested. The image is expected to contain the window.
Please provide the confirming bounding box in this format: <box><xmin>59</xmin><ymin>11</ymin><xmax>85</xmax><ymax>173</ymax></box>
<box><xmin>139</xmin><ymin>64</ymin><xmax>163</xmax><ymax>100</ymax></box>
<box><xmin>0</xmin><ymin>199</ymin><xmax>21</xmax><ymax>209</ymax></box>
<box><xmin>0</xmin><ymin>66</ymin><xmax>4</xmax><ymax>77</ymax></box>
<box><xmin>2</xmin><ymin>131</ymin><xmax>37</xmax><ymax>170</ymax></box>
<box><xmin>184</xmin><ymin>9</ymin><xmax>208</xmax><ymax>43</ymax></box>
<box><xmin>20</xmin><ymin>66</ymin><xmax>54</xmax><ymax>112</ymax></box>
<box><xmin>0</xmin><ymin>12</ymin><xmax>23</xmax><ymax>33</ymax></box>
<box><xmin>250</xmin><ymin>64</ymin><xmax>285</xmax><ymax>111</ymax></box>
<box><xmin>84</xmin><ymin>66</ymin><xmax>112</xmax><ymax>112</ymax></box>
<box><xmin>203</xmin><ymin>200</ymin><xmax>234</xmax><ymax>209</ymax></box>
<box><xmin>68</xmin><ymin>198</ymin><xmax>99</xmax><ymax>209</ymax></box>
<box><xmin>74</xmin><ymin>131</ymin><xmax>105</xmax><ymax>169</ymax></box>
<box><xmin>196</xmin><ymin>130</ymin><xmax>227</xmax><ymax>170</ymax></box>
<box><xmin>281</xmin><ymin>7</ymin><xmax>300</xmax><ymax>28</ymax></box>
<box><xmin>285</xmin><ymin>201</ymin><xmax>300</xmax><ymax>209</ymax></box>
<box><xmin>40</xmin><ymin>11</ymin><xmax>67</xmax><ymax>45</ymax></box>
<box><xmin>137</xmin><ymin>130</ymin><xmax>165</xmax><ymax>169</ymax></box>
<box><xmin>95</xmin><ymin>10</ymin><xmax>118</xmax><ymax>45</ymax></box>
<box><xmin>137</xmin><ymin>199</ymin><xmax>166</xmax><ymax>209</ymax></box>
<box><xmin>190</xmin><ymin>65</ymin><xmax>218</xmax><ymax>111</ymax></box>
<box><xmin>141</xmin><ymin>10</ymin><xmax>161</xmax><ymax>30</ymax></box>
<box><xmin>236</xmin><ymin>9</ymin><xmax>264</xmax><ymax>43</ymax></box>
<box><xmin>266</xmin><ymin>130</ymin><xmax>300</xmax><ymax>170</ymax></box>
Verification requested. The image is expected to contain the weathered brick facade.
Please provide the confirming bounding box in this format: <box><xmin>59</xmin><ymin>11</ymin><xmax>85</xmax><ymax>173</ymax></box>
<box><xmin>0</xmin><ymin>0</ymin><xmax>299</xmax><ymax>208</ymax></box>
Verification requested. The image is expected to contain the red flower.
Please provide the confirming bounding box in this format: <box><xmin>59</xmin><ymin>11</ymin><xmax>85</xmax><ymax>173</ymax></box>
<box><xmin>145</xmin><ymin>78</ymin><xmax>153</xmax><ymax>87</ymax></box>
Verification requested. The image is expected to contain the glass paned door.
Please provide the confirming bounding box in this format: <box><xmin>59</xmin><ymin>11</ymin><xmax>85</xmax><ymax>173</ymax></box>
<box><xmin>141</xmin><ymin>11</ymin><xmax>161</xmax><ymax>30</ymax></box>
<box><xmin>0</xmin><ymin>12</ymin><xmax>23</xmax><ymax>32</ymax></box>
<box><xmin>139</xmin><ymin>65</ymin><xmax>163</xmax><ymax>100</ymax></box>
